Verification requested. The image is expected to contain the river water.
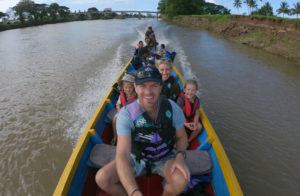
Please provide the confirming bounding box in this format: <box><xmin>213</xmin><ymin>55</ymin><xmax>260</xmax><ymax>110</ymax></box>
<box><xmin>0</xmin><ymin>19</ymin><xmax>300</xmax><ymax>195</ymax></box>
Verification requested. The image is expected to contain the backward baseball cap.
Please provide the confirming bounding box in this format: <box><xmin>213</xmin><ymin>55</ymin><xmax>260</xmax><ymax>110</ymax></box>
<box><xmin>135</xmin><ymin>66</ymin><xmax>162</xmax><ymax>85</ymax></box>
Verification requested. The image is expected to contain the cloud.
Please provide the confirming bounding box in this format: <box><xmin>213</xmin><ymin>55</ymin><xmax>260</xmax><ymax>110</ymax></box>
<box><xmin>0</xmin><ymin>0</ymin><xmax>19</xmax><ymax>11</ymax></box>
<box><xmin>65</xmin><ymin>0</ymin><xmax>131</xmax><ymax>4</ymax></box>
<box><xmin>205</xmin><ymin>0</ymin><xmax>217</xmax><ymax>3</ymax></box>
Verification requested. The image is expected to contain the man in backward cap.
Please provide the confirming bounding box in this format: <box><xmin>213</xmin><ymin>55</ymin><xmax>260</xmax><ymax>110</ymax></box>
<box><xmin>95</xmin><ymin>66</ymin><xmax>189</xmax><ymax>196</ymax></box>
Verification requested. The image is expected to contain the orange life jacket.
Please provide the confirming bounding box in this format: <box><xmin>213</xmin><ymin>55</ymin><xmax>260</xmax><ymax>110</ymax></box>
<box><xmin>182</xmin><ymin>95</ymin><xmax>200</xmax><ymax>122</ymax></box>
<box><xmin>120</xmin><ymin>91</ymin><xmax>137</xmax><ymax>107</ymax></box>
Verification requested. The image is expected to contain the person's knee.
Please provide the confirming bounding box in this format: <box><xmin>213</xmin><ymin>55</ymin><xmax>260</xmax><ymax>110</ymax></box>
<box><xmin>95</xmin><ymin>169</ymin><xmax>111</xmax><ymax>190</ymax></box>
<box><xmin>164</xmin><ymin>168</ymin><xmax>188</xmax><ymax>195</ymax></box>
<box><xmin>171</xmin><ymin>169</ymin><xmax>188</xmax><ymax>193</ymax></box>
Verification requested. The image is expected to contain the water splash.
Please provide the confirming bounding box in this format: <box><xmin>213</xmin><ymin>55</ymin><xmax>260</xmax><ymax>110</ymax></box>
<box><xmin>66</xmin><ymin>44</ymin><xmax>126</xmax><ymax>142</ymax></box>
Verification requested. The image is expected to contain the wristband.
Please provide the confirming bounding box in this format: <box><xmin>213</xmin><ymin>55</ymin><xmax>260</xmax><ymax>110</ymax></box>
<box><xmin>130</xmin><ymin>188</ymin><xmax>141</xmax><ymax>196</ymax></box>
<box><xmin>176</xmin><ymin>150</ymin><xmax>187</xmax><ymax>160</ymax></box>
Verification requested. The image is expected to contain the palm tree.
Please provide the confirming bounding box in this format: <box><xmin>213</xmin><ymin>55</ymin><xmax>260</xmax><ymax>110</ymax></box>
<box><xmin>291</xmin><ymin>2</ymin><xmax>300</xmax><ymax>20</ymax></box>
<box><xmin>277</xmin><ymin>1</ymin><xmax>290</xmax><ymax>18</ymax></box>
<box><xmin>248</xmin><ymin>0</ymin><xmax>258</xmax><ymax>13</ymax></box>
<box><xmin>260</xmin><ymin>2</ymin><xmax>273</xmax><ymax>16</ymax></box>
<box><xmin>234</xmin><ymin>0</ymin><xmax>242</xmax><ymax>13</ymax></box>
<box><xmin>244</xmin><ymin>0</ymin><xmax>257</xmax><ymax>14</ymax></box>
<box><xmin>244</xmin><ymin>0</ymin><xmax>251</xmax><ymax>14</ymax></box>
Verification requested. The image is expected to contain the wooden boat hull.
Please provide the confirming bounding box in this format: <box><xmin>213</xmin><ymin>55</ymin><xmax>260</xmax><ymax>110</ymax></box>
<box><xmin>53</xmin><ymin>59</ymin><xmax>243</xmax><ymax>196</ymax></box>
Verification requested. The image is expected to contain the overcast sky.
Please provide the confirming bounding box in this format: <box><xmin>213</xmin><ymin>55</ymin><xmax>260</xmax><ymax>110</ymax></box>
<box><xmin>0</xmin><ymin>0</ymin><xmax>299</xmax><ymax>16</ymax></box>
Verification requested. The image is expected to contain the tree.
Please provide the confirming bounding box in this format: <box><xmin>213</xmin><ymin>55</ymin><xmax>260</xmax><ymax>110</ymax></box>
<box><xmin>244</xmin><ymin>0</ymin><xmax>258</xmax><ymax>14</ymax></box>
<box><xmin>0</xmin><ymin>12</ymin><xmax>6</xmax><ymax>17</ymax></box>
<box><xmin>158</xmin><ymin>0</ymin><xmax>230</xmax><ymax>17</ymax></box>
<box><xmin>13</xmin><ymin>0</ymin><xmax>36</xmax><ymax>23</ymax></box>
<box><xmin>87</xmin><ymin>7</ymin><xmax>98</xmax><ymax>13</ymax></box>
<box><xmin>204</xmin><ymin>3</ymin><xmax>231</xmax><ymax>15</ymax></box>
<box><xmin>158</xmin><ymin>0</ymin><xmax>205</xmax><ymax>17</ymax></box>
<box><xmin>248</xmin><ymin>0</ymin><xmax>258</xmax><ymax>13</ymax></box>
<box><xmin>234</xmin><ymin>0</ymin><xmax>242</xmax><ymax>12</ymax></box>
<box><xmin>244</xmin><ymin>0</ymin><xmax>250</xmax><ymax>14</ymax></box>
<box><xmin>252</xmin><ymin>1</ymin><xmax>273</xmax><ymax>16</ymax></box>
<box><xmin>87</xmin><ymin>7</ymin><xmax>101</xmax><ymax>19</ymax></box>
<box><xmin>48</xmin><ymin>3</ymin><xmax>60</xmax><ymax>20</ymax></box>
<box><xmin>277</xmin><ymin>1</ymin><xmax>290</xmax><ymax>18</ymax></box>
<box><xmin>158</xmin><ymin>0</ymin><xmax>167</xmax><ymax>14</ymax></box>
<box><xmin>58</xmin><ymin>6</ymin><xmax>70</xmax><ymax>19</ymax></box>
<box><xmin>34</xmin><ymin>3</ymin><xmax>48</xmax><ymax>20</ymax></box>
<box><xmin>290</xmin><ymin>2</ymin><xmax>300</xmax><ymax>20</ymax></box>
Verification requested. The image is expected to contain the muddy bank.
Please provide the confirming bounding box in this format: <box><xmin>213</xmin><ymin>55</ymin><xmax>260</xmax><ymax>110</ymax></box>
<box><xmin>166</xmin><ymin>15</ymin><xmax>300</xmax><ymax>64</ymax></box>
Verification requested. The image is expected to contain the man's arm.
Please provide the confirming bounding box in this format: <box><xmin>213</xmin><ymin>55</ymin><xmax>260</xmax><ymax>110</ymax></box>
<box><xmin>116</xmin><ymin>109</ymin><xmax>142</xmax><ymax>196</ymax></box>
<box><xmin>175</xmin><ymin>126</ymin><xmax>188</xmax><ymax>151</ymax></box>
<box><xmin>116</xmin><ymin>135</ymin><xmax>140</xmax><ymax>195</ymax></box>
<box><xmin>170</xmin><ymin>100</ymin><xmax>190</xmax><ymax>180</ymax></box>
<box><xmin>172</xmin><ymin>126</ymin><xmax>190</xmax><ymax>180</ymax></box>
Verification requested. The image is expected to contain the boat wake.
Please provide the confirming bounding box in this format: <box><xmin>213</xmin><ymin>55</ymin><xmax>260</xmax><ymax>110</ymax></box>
<box><xmin>66</xmin><ymin>44</ymin><xmax>126</xmax><ymax>143</ymax></box>
<box><xmin>163</xmin><ymin>25</ymin><xmax>203</xmax><ymax>96</ymax></box>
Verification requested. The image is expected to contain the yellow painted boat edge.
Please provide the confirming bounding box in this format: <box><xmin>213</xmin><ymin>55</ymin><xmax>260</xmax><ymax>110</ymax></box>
<box><xmin>53</xmin><ymin>129</ymin><xmax>96</xmax><ymax>196</ymax></box>
<box><xmin>200</xmin><ymin>109</ymin><xmax>243</xmax><ymax>195</ymax></box>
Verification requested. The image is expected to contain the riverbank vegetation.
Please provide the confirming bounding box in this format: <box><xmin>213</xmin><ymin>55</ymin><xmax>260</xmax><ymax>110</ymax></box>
<box><xmin>159</xmin><ymin>0</ymin><xmax>299</xmax><ymax>64</ymax></box>
<box><xmin>158</xmin><ymin>0</ymin><xmax>230</xmax><ymax>17</ymax></box>
<box><xmin>0</xmin><ymin>0</ymin><xmax>154</xmax><ymax>32</ymax></box>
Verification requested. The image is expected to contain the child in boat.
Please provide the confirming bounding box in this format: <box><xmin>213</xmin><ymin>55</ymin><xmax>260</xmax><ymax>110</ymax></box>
<box><xmin>111</xmin><ymin>73</ymin><xmax>137</xmax><ymax>144</ymax></box>
<box><xmin>116</xmin><ymin>73</ymin><xmax>137</xmax><ymax>111</ymax></box>
<box><xmin>157</xmin><ymin>60</ymin><xmax>182</xmax><ymax>102</ymax></box>
<box><xmin>177</xmin><ymin>79</ymin><xmax>202</xmax><ymax>144</ymax></box>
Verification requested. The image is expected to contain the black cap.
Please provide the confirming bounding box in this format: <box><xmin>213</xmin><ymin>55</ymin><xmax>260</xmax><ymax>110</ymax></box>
<box><xmin>135</xmin><ymin>66</ymin><xmax>162</xmax><ymax>85</ymax></box>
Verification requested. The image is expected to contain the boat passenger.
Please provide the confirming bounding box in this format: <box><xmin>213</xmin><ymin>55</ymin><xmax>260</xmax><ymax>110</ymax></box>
<box><xmin>111</xmin><ymin>73</ymin><xmax>137</xmax><ymax>144</ymax></box>
<box><xmin>95</xmin><ymin>66</ymin><xmax>190</xmax><ymax>196</ymax></box>
<box><xmin>145</xmin><ymin>26</ymin><xmax>153</xmax><ymax>39</ymax></box>
<box><xmin>132</xmin><ymin>41</ymin><xmax>147</xmax><ymax>70</ymax></box>
<box><xmin>157</xmin><ymin>44</ymin><xmax>166</xmax><ymax>59</ymax></box>
<box><xmin>145</xmin><ymin>26</ymin><xmax>158</xmax><ymax>49</ymax></box>
<box><xmin>116</xmin><ymin>73</ymin><xmax>137</xmax><ymax>111</ymax></box>
<box><xmin>177</xmin><ymin>79</ymin><xmax>202</xmax><ymax>144</ymax></box>
<box><xmin>158</xmin><ymin>60</ymin><xmax>182</xmax><ymax>102</ymax></box>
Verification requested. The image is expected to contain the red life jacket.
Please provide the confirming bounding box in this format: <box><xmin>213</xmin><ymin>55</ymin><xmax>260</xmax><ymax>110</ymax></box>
<box><xmin>182</xmin><ymin>95</ymin><xmax>200</xmax><ymax>122</ymax></box>
<box><xmin>120</xmin><ymin>91</ymin><xmax>137</xmax><ymax>107</ymax></box>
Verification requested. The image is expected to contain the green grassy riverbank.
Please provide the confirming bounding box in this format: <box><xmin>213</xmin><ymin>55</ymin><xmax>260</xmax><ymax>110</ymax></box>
<box><xmin>167</xmin><ymin>15</ymin><xmax>300</xmax><ymax>64</ymax></box>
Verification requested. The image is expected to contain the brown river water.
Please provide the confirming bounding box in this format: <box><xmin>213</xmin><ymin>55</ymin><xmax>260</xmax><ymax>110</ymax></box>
<box><xmin>0</xmin><ymin>19</ymin><xmax>300</xmax><ymax>195</ymax></box>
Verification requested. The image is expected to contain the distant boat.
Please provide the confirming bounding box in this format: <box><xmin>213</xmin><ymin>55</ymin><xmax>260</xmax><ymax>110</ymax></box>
<box><xmin>53</xmin><ymin>59</ymin><xmax>243</xmax><ymax>196</ymax></box>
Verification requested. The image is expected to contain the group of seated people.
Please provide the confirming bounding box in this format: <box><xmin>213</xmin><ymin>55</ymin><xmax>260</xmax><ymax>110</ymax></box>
<box><xmin>110</xmin><ymin>58</ymin><xmax>202</xmax><ymax>147</ymax></box>
<box><xmin>97</xmin><ymin>27</ymin><xmax>205</xmax><ymax>196</ymax></box>
<box><xmin>132</xmin><ymin>26</ymin><xmax>176</xmax><ymax>70</ymax></box>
